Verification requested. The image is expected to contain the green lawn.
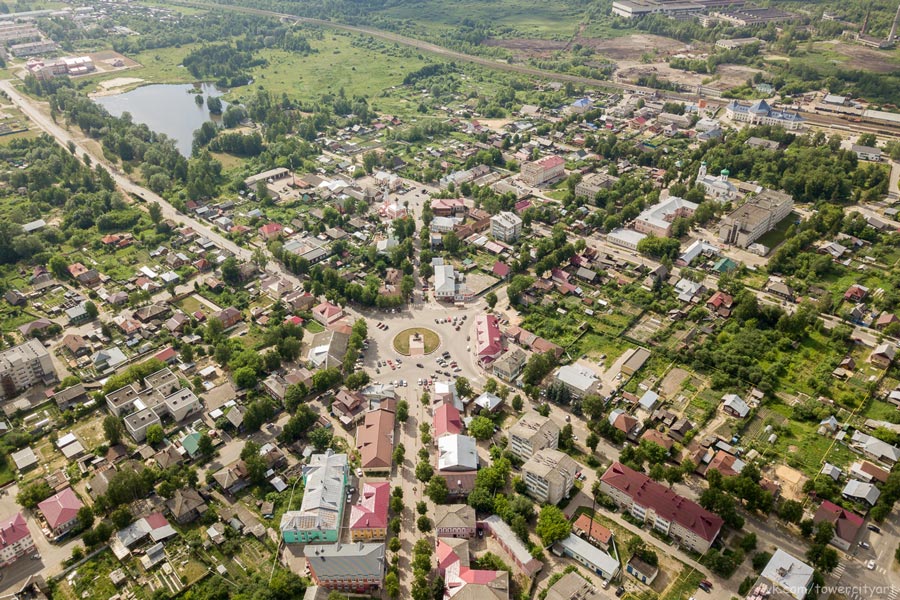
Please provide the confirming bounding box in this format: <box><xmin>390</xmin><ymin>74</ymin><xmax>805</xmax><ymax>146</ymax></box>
<box><xmin>393</xmin><ymin>327</ymin><xmax>440</xmax><ymax>355</ymax></box>
<box><xmin>305</xmin><ymin>321</ymin><xmax>325</xmax><ymax>333</ymax></box>
<box><xmin>754</xmin><ymin>212</ymin><xmax>798</xmax><ymax>250</ymax></box>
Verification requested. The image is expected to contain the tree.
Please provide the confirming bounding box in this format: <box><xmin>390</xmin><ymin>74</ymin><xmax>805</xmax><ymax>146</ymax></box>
<box><xmin>455</xmin><ymin>377</ymin><xmax>473</xmax><ymax>399</ymax></box>
<box><xmin>485</xmin><ymin>291</ymin><xmax>498</xmax><ymax>309</ymax></box>
<box><xmin>146</xmin><ymin>424</ymin><xmax>164</xmax><ymax>446</ymax></box>
<box><xmin>512</xmin><ymin>395</ymin><xmax>523</xmax><ymax>411</ymax></box>
<box><xmin>84</xmin><ymin>301</ymin><xmax>98</xmax><ymax>319</ymax></box>
<box><xmin>778</xmin><ymin>499</ymin><xmax>803</xmax><ymax>524</ymax></box>
<box><xmin>103</xmin><ymin>415</ymin><xmax>123</xmax><ymax>445</ymax></box>
<box><xmin>309</xmin><ymin>427</ymin><xmax>333</xmax><ymax>451</ymax></box>
<box><xmin>198</xmin><ymin>433</ymin><xmax>214</xmax><ymax>458</ymax></box>
<box><xmin>75</xmin><ymin>506</ymin><xmax>94</xmax><ymax>532</ymax></box>
<box><xmin>586</xmin><ymin>432</ymin><xmax>600</xmax><ymax>452</ymax></box>
<box><xmin>581</xmin><ymin>394</ymin><xmax>605</xmax><ymax>420</ymax></box>
<box><xmin>468</xmin><ymin>416</ymin><xmax>494</xmax><ymax>440</ymax></box>
<box><xmin>284</xmin><ymin>384</ymin><xmax>307</xmax><ymax>412</ymax></box>
<box><xmin>234</xmin><ymin>366</ymin><xmax>258</xmax><ymax>389</ymax></box>
<box><xmin>385</xmin><ymin>572</ymin><xmax>400</xmax><ymax>599</ymax></box>
<box><xmin>536</xmin><ymin>505</ymin><xmax>571</xmax><ymax>546</ymax></box>
<box><xmin>393</xmin><ymin>443</ymin><xmax>406</xmax><ymax>465</ymax></box>
<box><xmin>17</xmin><ymin>481</ymin><xmax>53</xmax><ymax>509</ymax></box>
<box><xmin>426</xmin><ymin>474</ymin><xmax>449</xmax><ymax>504</ymax></box>
<box><xmin>148</xmin><ymin>202</ymin><xmax>162</xmax><ymax>225</ymax></box>
<box><xmin>397</xmin><ymin>399</ymin><xmax>409</xmax><ymax>423</ymax></box>
<box><xmin>417</xmin><ymin>515</ymin><xmax>432</xmax><ymax>532</ymax></box>
<box><xmin>416</xmin><ymin>460</ymin><xmax>434</xmax><ymax>482</ymax></box>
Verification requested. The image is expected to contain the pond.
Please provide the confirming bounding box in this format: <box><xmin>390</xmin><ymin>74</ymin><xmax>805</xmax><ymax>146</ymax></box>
<box><xmin>94</xmin><ymin>82</ymin><xmax>226</xmax><ymax>157</ymax></box>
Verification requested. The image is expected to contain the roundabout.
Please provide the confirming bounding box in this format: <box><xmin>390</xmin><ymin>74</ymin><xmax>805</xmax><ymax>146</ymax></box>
<box><xmin>392</xmin><ymin>327</ymin><xmax>440</xmax><ymax>356</ymax></box>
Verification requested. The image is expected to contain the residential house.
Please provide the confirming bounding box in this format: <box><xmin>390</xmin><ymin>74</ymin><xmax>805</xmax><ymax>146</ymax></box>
<box><xmin>37</xmin><ymin>487</ymin><xmax>83</xmax><ymax>538</ymax></box>
<box><xmin>722</xmin><ymin>393</ymin><xmax>750</xmax><ymax>418</ymax></box>
<box><xmin>609</xmin><ymin>409</ymin><xmax>640</xmax><ymax>438</ymax></box>
<box><xmin>214</xmin><ymin>307</ymin><xmax>243</xmax><ymax>330</ymax></box>
<box><xmin>312</xmin><ymin>302</ymin><xmax>344</xmax><ymax>326</ymax></box>
<box><xmin>0</xmin><ymin>339</ymin><xmax>57</xmax><ymax>400</ymax></box>
<box><xmin>333</xmin><ymin>389</ymin><xmax>366</xmax><ymax>426</ymax></box>
<box><xmin>842</xmin><ymin>480</ymin><xmax>881</xmax><ymax>506</ymax></box>
<box><xmin>124</xmin><ymin>408</ymin><xmax>161</xmax><ymax>443</ymax></box>
<box><xmin>572</xmin><ymin>514</ymin><xmax>613</xmax><ymax>551</ymax></box>
<box><xmin>600</xmin><ymin>462</ymin><xmax>723</xmax><ymax>553</ymax></box>
<box><xmin>212</xmin><ymin>461</ymin><xmax>250</xmax><ymax>494</ymax></box>
<box><xmin>813</xmin><ymin>501</ymin><xmax>863</xmax><ymax>551</ymax></box>
<box><xmin>52</xmin><ymin>383</ymin><xmax>87</xmax><ymax>410</ymax></box>
<box><xmin>869</xmin><ymin>343</ymin><xmax>896</xmax><ymax>369</ymax></box>
<box><xmin>850</xmin><ymin>431</ymin><xmax>900</xmax><ymax>465</ymax></box>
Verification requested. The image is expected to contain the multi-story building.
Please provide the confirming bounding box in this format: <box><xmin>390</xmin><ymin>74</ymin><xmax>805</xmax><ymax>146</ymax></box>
<box><xmin>349</xmin><ymin>482</ymin><xmax>389</xmax><ymax>541</ymax></box>
<box><xmin>355</xmin><ymin>409</ymin><xmax>395</xmax><ymax>473</ymax></box>
<box><xmin>725</xmin><ymin>99</ymin><xmax>804</xmax><ymax>130</ymax></box>
<box><xmin>600</xmin><ymin>462</ymin><xmax>723</xmax><ymax>553</ymax></box>
<box><xmin>9</xmin><ymin>39</ymin><xmax>58</xmax><ymax>57</ymax></box>
<box><xmin>304</xmin><ymin>542</ymin><xmax>385</xmax><ymax>593</ymax></box>
<box><xmin>718</xmin><ymin>189</ymin><xmax>793</xmax><ymax>248</ymax></box>
<box><xmin>0</xmin><ymin>338</ymin><xmax>56</xmax><ymax>400</ymax></box>
<box><xmin>490</xmin><ymin>212</ymin><xmax>523</xmax><ymax>242</ymax></box>
<box><xmin>124</xmin><ymin>408</ymin><xmax>161</xmax><ymax>443</ymax></box>
<box><xmin>508</xmin><ymin>414</ymin><xmax>560</xmax><ymax>462</ymax></box>
<box><xmin>436</xmin><ymin>537</ymin><xmax>509</xmax><ymax>599</ymax></box>
<box><xmin>574</xmin><ymin>172</ymin><xmax>616</xmax><ymax>199</ymax></box>
<box><xmin>281</xmin><ymin>452</ymin><xmax>348</xmax><ymax>543</ymax></box>
<box><xmin>520</xmin><ymin>156</ymin><xmax>565</xmax><ymax>187</ymax></box>
<box><xmin>0</xmin><ymin>513</ymin><xmax>34</xmax><ymax>566</ymax></box>
<box><xmin>522</xmin><ymin>448</ymin><xmax>577</xmax><ymax>505</ymax></box>
<box><xmin>633</xmin><ymin>196</ymin><xmax>697</xmax><ymax>238</ymax></box>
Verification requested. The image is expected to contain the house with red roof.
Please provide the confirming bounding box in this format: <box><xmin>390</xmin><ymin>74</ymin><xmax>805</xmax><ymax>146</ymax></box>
<box><xmin>436</xmin><ymin>537</ymin><xmax>509</xmax><ymax>600</ymax></box>
<box><xmin>474</xmin><ymin>314</ymin><xmax>503</xmax><ymax>366</ymax></box>
<box><xmin>813</xmin><ymin>500</ymin><xmax>863</xmax><ymax>551</ymax></box>
<box><xmin>312</xmin><ymin>301</ymin><xmax>344</xmax><ymax>326</ymax></box>
<box><xmin>37</xmin><ymin>487</ymin><xmax>83</xmax><ymax>538</ymax></box>
<box><xmin>349</xmin><ymin>482</ymin><xmax>390</xmax><ymax>542</ymax></box>
<box><xmin>492</xmin><ymin>261</ymin><xmax>510</xmax><ymax>280</ymax></box>
<box><xmin>706</xmin><ymin>291</ymin><xmax>734</xmax><ymax>317</ymax></box>
<box><xmin>0</xmin><ymin>512</ymin><xmax>34</xmax><ymax>566</ymax></box>
<box><xmin>572</xmin><ymin>514</ymin><xmax>613</xmax><ymax>551</ymax></box>
<box><xmin>600</xmin><ymin>462</ymin><xmax>723</xmax><ymax>553</ymax></box>
<box><xmin>434</xmin><ymin>403</ymin><xmax>463</xmax><ymax>439</ymax></box>
<box><xmin>259</xmin><ymin>222</ymin><xmax>283</xmax><ymax>241</ymax></box>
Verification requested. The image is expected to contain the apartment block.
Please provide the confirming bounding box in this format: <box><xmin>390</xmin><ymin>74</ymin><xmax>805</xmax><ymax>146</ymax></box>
<box><xmin>490</xmin><ymin>211</ymin><xmax>523</xmax><ymax>242</ymax></box>
<box><xmin>718</xmin><ymin>189</ymin><xmax>793</xmax><ymax>248</ymax></box>
<box><xmin>522</xmin><ymin>448</ymin><xmax>577</xmax><ymax>505</ymax></box>
<box><xmin>0</xmin><ymin>338</ymin><xmax>56</xmax><ymax>400</ymax></box>
<box><xmin>508</xmin><ymin>414</ymin><xmax>560</xmax><ymax>462</ymax></box>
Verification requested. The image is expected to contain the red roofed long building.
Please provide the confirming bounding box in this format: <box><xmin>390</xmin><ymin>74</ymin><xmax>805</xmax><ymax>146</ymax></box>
<box><xmin>473</xmin><ymin>314</ymin><xmax>503</xmax><ymax>366</ymax></box>
<box><xmin>0</xmin><ymin>513</ymin><xmax>34</xmax><ymax>566</ymax></box>
<box><xmin>37</xmin><ymin>487</ymin><xmax>83</xmax><ymax>539</ymax></box>
<box><xmin>349</xmin><ymin>482</ymin><xmax>390</xmax><ymax>541</ymax></box>
<box><xmin>600</xmin><ymin>462</ymin><xmax>723</xmax><ymax>553</ymax></box>
<box><xmin>436</xmin><ymin>538</ymin><xmax>509</xmax><ymax>600</ymax></box>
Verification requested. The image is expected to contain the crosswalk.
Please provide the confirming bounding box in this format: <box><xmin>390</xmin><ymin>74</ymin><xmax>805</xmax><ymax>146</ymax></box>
<box><xmin>832</xmin><ymin>563</ymin><xmax>846</xmax><ymax>578</ymax></box>
<box><xmin>888</xmin><ymin>587</ymin><xmax>898</xmax><ymax>600</ymax></box>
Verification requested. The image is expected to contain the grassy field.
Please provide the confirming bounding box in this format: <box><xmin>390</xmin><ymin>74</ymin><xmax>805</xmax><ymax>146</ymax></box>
<box><xmin>393</xmin><ymin>327</ymin><xmax>440</xmax><ymax>355</ymax></box>
<box><xmin>85</xmin><ymin>44</ymin><xmax>201</xmax><ymax>92</ymax></box>
<box><xmin>305</xmin><ymin>320</ymin><xmax>325</xmax><ymax>333</ymax></box>
<box><xmin>231</xmin><ymin>32</ymin><xmax>430</xmax><ymax>115</ymax></box>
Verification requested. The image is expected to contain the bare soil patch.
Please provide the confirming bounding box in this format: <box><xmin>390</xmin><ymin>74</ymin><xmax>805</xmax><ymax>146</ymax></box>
<box><xmin>828</xmin><ymin>42</ymin><xmax>900</xmax><ymax>73</ymax></box>
<box><xmin>576</xmin><ymin>34</ymin><xmax>689</xmax><ymax>61</ymax></box>
<box><xmin>660</xmin><ymin>367</ymin><xmax>690</xmax><ymax>397</ymax></box>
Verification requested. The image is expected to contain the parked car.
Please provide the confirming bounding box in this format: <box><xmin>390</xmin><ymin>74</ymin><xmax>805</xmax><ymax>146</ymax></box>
<box><xmin>868</xmin><ymin>525</ymin><xmax>881</xmax><ymax>533</ymax></box>
<box><xmin>860</xmin><ymin>542</ymin><xmax>871</xmax><ymax>549</ymax></box>
<box><xmin>867</xmin><ymin>560</ymin><xmax>876</xmax><ymax>570</ymax></box>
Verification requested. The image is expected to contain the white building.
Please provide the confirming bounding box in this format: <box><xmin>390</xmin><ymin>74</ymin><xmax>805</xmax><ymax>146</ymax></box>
<box><xmin>695</xmin><ymin>162</ymin><xmax>737</xmax><ymax>202</ymax></box>
<box><xmin>0</xmin><ymin>338</ymin><xmax>56</xmax><ymax>400</ymax></box>
<box><xmin>554</xmin><ymin>364</ymin><xmax>599</xmax><ymax>398</ymax></box>
<box><xmin>633</xmin><ymin>196</ymin><xmax>697</xmax><ymax>237</ymax></box>
<box><xmin>508</xmin><ymin>414</ymin><xmax>559</xmax><ymax>462</ymax></box>
<box><xmin>719</xmin><ymin>189</ymin><xmax>793</xmax><ymax>248</ymax></box>
<box><xmin>490</xmin><ymin>212</ymin><xmax>523</xmax><ymax>242</ymax></box>
<box><xmin>725</xmin><ymin>100</ymin><xmax>804</xmax><ymax>130</ymax></box>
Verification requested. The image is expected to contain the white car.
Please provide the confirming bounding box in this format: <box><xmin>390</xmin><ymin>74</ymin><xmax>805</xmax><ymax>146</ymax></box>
<box><xmin>867</xmin><ymin>560</ymin><xmax>876</xmax><ymax>570</ymax></box>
